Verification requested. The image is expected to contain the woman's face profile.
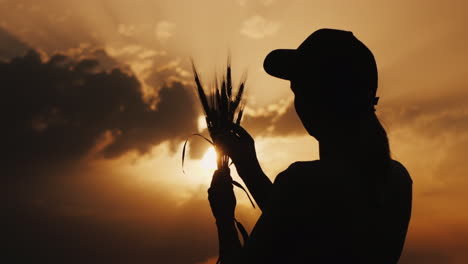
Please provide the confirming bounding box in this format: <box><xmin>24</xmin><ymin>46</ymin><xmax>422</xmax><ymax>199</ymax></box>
<box><xmin>291</xmin><ymin>79</ymin><xmax>330</xmax><ymax>140</ymax></box>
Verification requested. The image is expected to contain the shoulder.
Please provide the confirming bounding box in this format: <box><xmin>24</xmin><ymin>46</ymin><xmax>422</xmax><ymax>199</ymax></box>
<box><xmin>273</xmin><ymin>160</ymin><xmax>320</xmax><ymax>186</ymax></box>
<box><xmin>390</xmin><ymin>159</ymin><xmax>413</xmax><ymax>185</ymax></box>
<box><xmin>384</xmin><ymin>160</ymin><xmax>413</xmax><ymax>208</ymax></box>
<box><xmin>267</xmin><ymin>160</ymin><xmax>323</xmax><ymax>211</ymax></box>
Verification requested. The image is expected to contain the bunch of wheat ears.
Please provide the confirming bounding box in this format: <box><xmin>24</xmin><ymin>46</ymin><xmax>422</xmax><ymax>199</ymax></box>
<box><xmin>182</xmin><ymin>60</ymin><xmax>255</xmax><ymax>210</ymax></box>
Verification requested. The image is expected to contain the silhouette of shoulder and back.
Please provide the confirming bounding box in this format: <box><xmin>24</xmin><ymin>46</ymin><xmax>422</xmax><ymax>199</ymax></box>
<box><xmin>244</xmin><ymin>160</ymin><xmax>412</xmax><ymax>263</ymax></box>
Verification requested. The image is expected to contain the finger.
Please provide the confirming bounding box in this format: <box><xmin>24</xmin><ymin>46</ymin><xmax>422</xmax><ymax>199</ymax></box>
<box><xmin>214</xmin><ymin>132</ymin><xmax>237</xmax><ymax>143</ymax></box>
<box><xmin>232</xmin><ymin>125</ymin><xmax>253</xmax><ymax>140</ymax></box>
<box><xmin>213</xmin><ymin>133</ymin><xmax>239</xmax><ymax>154</ymax></box>
<box><xmin>212</xmin><ymin>134</ymin><xmax>235</xmax><ymax>150</ymax></box>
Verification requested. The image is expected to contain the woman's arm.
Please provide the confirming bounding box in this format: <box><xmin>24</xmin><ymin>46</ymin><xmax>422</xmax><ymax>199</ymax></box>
<box><xmin>208</xmin><ymin>169</ymin><xmax>242</xmax><ymax>264</ymax></box>
<box><xmin>234</xmin><ymin>154</ymin><xmax>272</xmax><ymax>211</ymax></box>
<box><xmin>215</xmin><ymin>220</ymin><xmax>242</xmax><ymax>264</ymax></box>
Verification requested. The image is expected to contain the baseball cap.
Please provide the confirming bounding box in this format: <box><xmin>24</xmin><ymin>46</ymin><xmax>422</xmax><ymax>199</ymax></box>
<box><xmin>263</xmin><ymin>28</ymin><xmax>379</xmax><ymax>107</ymax></box>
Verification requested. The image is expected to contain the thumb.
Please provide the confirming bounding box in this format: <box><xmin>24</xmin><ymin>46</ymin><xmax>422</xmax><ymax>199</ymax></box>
<box><xmin>233</xmin><ymin>125</ymin><xmax>253</xmax><ymax>141</ymax></box>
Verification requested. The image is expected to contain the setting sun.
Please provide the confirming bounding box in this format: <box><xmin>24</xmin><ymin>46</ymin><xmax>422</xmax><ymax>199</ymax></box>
<box><xmin>201</xmin><ymin>147</ymin><xmax>218</xmax><ymax>170</ymax></box>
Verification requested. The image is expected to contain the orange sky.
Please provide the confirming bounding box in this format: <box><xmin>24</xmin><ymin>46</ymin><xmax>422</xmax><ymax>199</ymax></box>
<box><xmin>3</xmin><ymin>0</ymin><xmax>468</xmax><ymax>263</ymax></box>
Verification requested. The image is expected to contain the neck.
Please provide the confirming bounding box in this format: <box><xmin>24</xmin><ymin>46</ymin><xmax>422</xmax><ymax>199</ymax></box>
<box><xmin>318</xmin><ymin>129</ymin><xmax>360</xmax><ymax>163</ymax></box>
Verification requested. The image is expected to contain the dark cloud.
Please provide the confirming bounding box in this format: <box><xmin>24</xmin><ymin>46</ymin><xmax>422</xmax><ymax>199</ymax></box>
<box><xmin>67</xmin><ymin>46</ymin><xmax>124</xmax><ymax>73</ymax></box>
<box><xmin>0</xmin><ymin>27</ymin><xmax>30</xmax><ymax>60</ymax></box>
<box><xmin>2</xmin><ymin>49</ymin><xmax>211</xmax><ymax>264</ymax></box>
<box><xmin>0</xmin><ymin>47</ymin><xmax>215</xmax><ymax>263</ymax></box>
<box><xmin>144</xmin><ymin>60</ymin><xmax>187</xmax><ymax>92</ymax></box>
<box><xmin>1</xmin><ymin>49</ymin><xmax>199</xmax><ymax>177</ymax></box>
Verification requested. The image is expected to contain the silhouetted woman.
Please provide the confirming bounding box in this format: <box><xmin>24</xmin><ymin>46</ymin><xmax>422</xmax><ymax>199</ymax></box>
<box><xmin>209</xmin><ymin>28</ymin><xmax>412</xmax><ymax>264</ymax></box>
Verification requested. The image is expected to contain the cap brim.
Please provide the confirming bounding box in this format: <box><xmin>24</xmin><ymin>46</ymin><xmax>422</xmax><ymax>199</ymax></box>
<box><xmin>263</xmin><ymin>49</ymin><xmax>298</xmax><ymax>80</ymax></box>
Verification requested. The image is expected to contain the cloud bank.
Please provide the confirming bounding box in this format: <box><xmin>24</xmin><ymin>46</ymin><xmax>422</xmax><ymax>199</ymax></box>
<box><xmin>2</xmin><ymin>49</ymin><xmax>199</xmax><ymax>178</ymax></box>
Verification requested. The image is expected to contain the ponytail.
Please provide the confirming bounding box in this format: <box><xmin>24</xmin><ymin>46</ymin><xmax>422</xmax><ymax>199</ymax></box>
<box><xmin>360</xmin><ymin>111</ymin><xmax>391</xmax><ymax>206</ymax></box>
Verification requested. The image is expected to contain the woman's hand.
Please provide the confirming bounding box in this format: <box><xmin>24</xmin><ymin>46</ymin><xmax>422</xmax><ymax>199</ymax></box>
<box><xmin>208</xmin><ymin>168</ymin><xmax>236</xmax><ymax>221</ymax></box>
<box><xmin>214</xmin><ymin>126</ymin><xmax>273</xmax><ymax>211</ymax></box>
<box><xmin>214</xmin><ymin>126</ymin><xmax>258</xmax><ymax>168</ymax></box>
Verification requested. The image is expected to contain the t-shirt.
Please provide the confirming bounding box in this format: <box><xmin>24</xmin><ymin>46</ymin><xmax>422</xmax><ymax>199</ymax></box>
<box><xmin>242</xmin><ymin>159</ymin><xmax>412</xmax><ymax>264</ymax></box>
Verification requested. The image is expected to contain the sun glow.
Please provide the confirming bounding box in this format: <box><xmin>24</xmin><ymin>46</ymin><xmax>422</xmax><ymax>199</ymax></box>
<box><xmin>201</xmin><ymin>147</ymin><xmax>218</xmax><ymax>170</ymax></box>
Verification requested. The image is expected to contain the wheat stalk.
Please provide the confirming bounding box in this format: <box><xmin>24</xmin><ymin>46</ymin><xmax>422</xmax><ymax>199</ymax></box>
<box><xmin>191</xmin><ymin>60</ymin><xmax>246</xmax><ymax>170</ymax></box>
<box><xmin>181</xmin><ymin>59</ymin><xmax>254</xmax><ymax>210</ymax></box>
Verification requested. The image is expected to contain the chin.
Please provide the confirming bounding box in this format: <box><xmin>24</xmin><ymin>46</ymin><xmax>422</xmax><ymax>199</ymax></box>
<box><xmin>303</xmin><ymin>125</ymin><xmax>321</xmax><ymax>140</ymax></box>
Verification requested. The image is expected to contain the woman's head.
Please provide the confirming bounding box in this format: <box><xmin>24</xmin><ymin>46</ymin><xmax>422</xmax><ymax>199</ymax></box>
<box><xmin>265</xmin><ymin>29</ymin><xmax>391</xmax><ymax>205</ymax></box>
<box><xmin>264</xmin><ymin>28</ymin><xmax>379</xmax><ymax>139</ymax></box>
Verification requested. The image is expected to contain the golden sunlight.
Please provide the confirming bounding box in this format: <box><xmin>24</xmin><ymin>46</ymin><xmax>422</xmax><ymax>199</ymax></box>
<box><xmin>201</xmin><ymin>147</ymin><xmax>218</xmax><ymax>170</ymax></box>
<box><xmin>198</xmin><ymin>116</ymin><xmax>207</xmax><ymax>131</ymax></box>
